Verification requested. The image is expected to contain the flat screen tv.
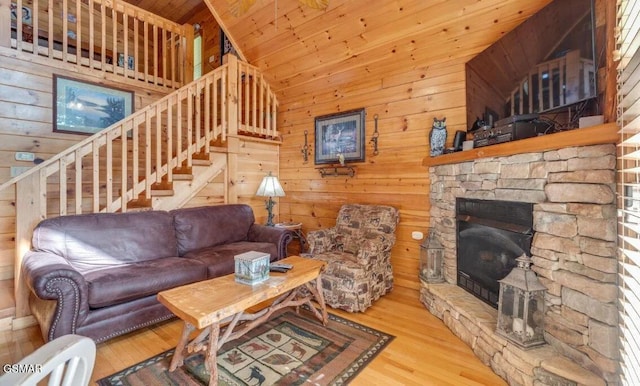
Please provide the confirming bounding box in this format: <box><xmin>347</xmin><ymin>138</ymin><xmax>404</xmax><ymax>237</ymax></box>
<box><xmin>466</xmin><ymin>0</ymin><xmax>599</xmax><ymax>132</ymax></box>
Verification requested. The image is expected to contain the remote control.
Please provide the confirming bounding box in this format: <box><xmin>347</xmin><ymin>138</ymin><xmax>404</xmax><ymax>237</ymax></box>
<box><xmin>271</xmin><ymin>263</ymin><xmax>293</xmax><ymax>269</ymax></box>
<box><xmin>270</xmin><ymin>266</ymin><xmax>290</xmax><ymax>273</ymax></box>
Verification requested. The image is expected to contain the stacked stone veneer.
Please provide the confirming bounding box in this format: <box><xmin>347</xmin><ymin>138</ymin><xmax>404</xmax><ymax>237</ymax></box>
<box><xmin>420</xmin><ymin>144</ymin><xmax>618</xmax><ymax>385</ymax></box>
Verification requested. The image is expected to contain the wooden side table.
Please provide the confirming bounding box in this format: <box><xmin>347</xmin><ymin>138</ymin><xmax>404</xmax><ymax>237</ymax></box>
<box><xmin>276</xmin><ymin>222</ymin><xmax>307</xmax><ymax>252</ymax></box>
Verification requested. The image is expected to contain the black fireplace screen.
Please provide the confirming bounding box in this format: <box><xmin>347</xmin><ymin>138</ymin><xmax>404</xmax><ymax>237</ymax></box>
<box><xmin>456</xmin><ymin>198</ymin><xmax>533</xmax><ymax>308</ymax></box>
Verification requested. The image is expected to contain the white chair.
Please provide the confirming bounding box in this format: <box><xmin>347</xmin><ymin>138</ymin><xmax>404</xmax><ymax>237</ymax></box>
<box><xmin>0</xmin><ymin>334</ymin><xmax>96</xmax><ymax>386</ymax></box>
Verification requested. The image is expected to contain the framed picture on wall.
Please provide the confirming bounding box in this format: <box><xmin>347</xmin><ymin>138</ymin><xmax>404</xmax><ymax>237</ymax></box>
<box><xmin>118</xmin><ymin>53</ymin><xmax>135</xmax><ymax>70</ymax></box>
<box><xmin>10</xmin><ymin>4</ymin><xmax>32</xmax><ymax>25</ymax></box>
<box><xmin>53</xmin><ymin>75</ymin><xmax>134</xmax><ymax>135</ymax></box>
<box><xmin>314</xmin><ymin>108</ymin><xmax>366</xmax><ymax>165</ymax></box>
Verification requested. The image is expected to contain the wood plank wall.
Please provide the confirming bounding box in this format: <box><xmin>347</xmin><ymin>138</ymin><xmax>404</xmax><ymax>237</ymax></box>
<box><xmin>278</xmin><ymin>55</ymin><xmax>471</xmax><ymax>290</ymax></box>
<box><xmin>0</xmin><ymin>47</ymin><xmax>171</xmax><ymax>279</ymax></box>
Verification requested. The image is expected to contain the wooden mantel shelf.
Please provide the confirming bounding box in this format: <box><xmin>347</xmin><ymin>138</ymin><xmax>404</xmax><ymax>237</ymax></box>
<box><xmin>423</xmin><ymin>123</ymin><xmax>619</xmax><ymax>167</ymax></box>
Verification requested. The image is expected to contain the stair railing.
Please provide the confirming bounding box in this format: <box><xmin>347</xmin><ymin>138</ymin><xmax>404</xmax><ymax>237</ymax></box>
<box><xmin>4</xmin><ymin>0</ymin><xmax>190</xmax><ymax>90</ymax></box>
<box><xmin>3</xmin><ymin>54</ymin><xmax>279</xmax><ymax>318</ymax></box>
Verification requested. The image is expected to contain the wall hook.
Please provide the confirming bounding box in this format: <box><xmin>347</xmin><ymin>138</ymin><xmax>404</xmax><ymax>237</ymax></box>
<box><xmin>370</xmin><ymin>114</ymin><xmax>379</xmax><ymax>155</ymax></box>
<box><xmin>301</xmin><ymin>130</ymin><xmax>309</xmax><ymax>163</ymax></box>
<box><xmin>318</xmin><ymin>166</ymin><xmax>356</xmax><ymax>178</ymax></box>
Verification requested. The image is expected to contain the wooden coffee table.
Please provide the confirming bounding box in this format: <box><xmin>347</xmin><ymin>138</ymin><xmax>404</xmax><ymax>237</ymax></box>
<box><xmin>157</xmin><ymin>255</ymin><xmax>327</xmax><ymax>385</ymax></box>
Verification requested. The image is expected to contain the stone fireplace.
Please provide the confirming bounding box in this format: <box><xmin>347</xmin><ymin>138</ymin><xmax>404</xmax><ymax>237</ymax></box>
<box><xmin>420</xmin><ymin>144</ymin><xmax>618</xmax><ymax>385</ymax></box>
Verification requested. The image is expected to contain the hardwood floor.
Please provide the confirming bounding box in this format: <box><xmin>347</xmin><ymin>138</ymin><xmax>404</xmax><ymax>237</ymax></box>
<box><xmin>0</xmin><ymin>287</ymin><xmax>507</xmax><ymax>385</ymax></box>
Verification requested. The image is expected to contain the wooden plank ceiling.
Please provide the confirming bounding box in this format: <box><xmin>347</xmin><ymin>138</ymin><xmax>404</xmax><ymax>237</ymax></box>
<box><xmin>123</xmin><ymin>0</ymin><xmax>554</xmax><ymax>98</ymax></box>
<box><xmin>121</xmin><ymin>0</ymin><xmax>209</xmax><ymax>24</ymax></box>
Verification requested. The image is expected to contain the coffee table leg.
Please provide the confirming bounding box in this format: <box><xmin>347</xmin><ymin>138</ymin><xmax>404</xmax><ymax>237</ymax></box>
<box><xmin>301</xmin><ymin>278</ymin><xmax>329</xmax><ymax>325</ymax></box>
<box><xmin>314</xmin><ymin>277</ymin><xmax>328</xmax><ymax>325</ymax></box>
<box><xmin>170</xmin><ymin>322</ymin><xmax>195</xmax><ymax>371</ymax></box>
<box><xmin>207</xmin><ymin>322</ymin><xmax>220</xmax><ymax>385</ymax></box>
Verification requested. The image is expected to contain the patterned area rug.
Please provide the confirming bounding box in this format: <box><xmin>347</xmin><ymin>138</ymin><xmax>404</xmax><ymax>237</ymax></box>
<box><xmin>97</xmin><ymin>309</ymin><xmax>394</xmax><ymax>385</ymax></box>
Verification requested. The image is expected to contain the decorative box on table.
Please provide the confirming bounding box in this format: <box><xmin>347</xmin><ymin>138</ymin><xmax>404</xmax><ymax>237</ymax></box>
<box><xmin>234</xmin><ymin>251</ymin><xmax>270</xmax><ymax>285</ymax></box>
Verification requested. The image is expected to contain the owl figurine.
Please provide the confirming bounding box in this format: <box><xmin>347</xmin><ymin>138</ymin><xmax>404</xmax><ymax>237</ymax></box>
<box><xmin>429</xmin><ymin>117</ymin><xmax>447</xmax><ymax>157</ymax></box>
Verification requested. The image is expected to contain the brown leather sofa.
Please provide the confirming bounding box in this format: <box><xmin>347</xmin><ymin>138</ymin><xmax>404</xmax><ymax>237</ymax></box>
<box><xmin>22</xmin><ymin>204</ymin><xmax>292</xmax><ymax>343</ymax></box>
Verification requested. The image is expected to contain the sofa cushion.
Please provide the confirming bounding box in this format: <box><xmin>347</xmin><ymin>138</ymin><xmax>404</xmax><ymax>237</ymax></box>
<box><xmin>32</xmin><ymin>211</ymin><xmax>178</xmax><ymax>274</ymax></box>
<box><xmin>84</xmin><ymin>257</ymin><xmax>207</xmax><ymax>308</ymax></box>
<box><xmin>171</xmin><ymin>205</ymin><xmax>256</xmax><ymax>256</ymax></box>
<box><xmin>184</xmin><ymin>241</ymin><xmax>278</xmax><ymax>278</ymax></box>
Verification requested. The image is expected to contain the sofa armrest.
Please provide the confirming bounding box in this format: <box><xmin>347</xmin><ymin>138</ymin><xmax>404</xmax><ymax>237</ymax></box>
<box><xmin>307</xmin><ymin>228</ymin><xmax>338</xmax><ymax>255</ymax></box>
<box><xmin>247</xmin><ymin>224</ymin><xmax>293</xmax><ymax>260</ymax></box>
<box><xmin>22</xmin><ymin>251</ymin><xmax>90</xmax><ymax>341</ymax></box>
<box><xmin>356</xmin><ymin>233</ymin><xmax>396</xmax><ymax>266</ymax></box>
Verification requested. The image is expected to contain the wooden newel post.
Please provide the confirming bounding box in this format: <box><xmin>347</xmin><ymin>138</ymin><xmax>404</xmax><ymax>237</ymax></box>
<box><xmin>225</xmin><ymin>54</ymin><xmax>239</xmax><ymax>137</ymax></box>
<box><xmin>183</xmin><ymin>24</ymin><xmax>195</xmax><ymax>85</ymax></box>
<box><xmin>224</xmin><ymin>53</ymin><xmax>239</xmax><ymax>204</ymax></box>
<box><xmin>0</xmin><ymin>0</ymin><xmax>11</xmax><ymax>48</ymax></box>
<box><xmin>14</xmin><ymin>171</ymin><xmax>46</xmax><ymax>318</ymax></box>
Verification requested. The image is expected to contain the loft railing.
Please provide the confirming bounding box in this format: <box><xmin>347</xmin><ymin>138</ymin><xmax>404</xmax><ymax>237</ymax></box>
<box><xmin>509</xmin><ymin>49</ymin><xmax>596</xmax><ymax>115</ymax></box>
<box><xmin>3</xmin><ymin>0</ymin><xmax>190</xmax><ymax>89</ymax></box>
<box><xmin>2</xmin><ymin>55</ymin><xmax>279</xmax><ymax>318</ymax></box>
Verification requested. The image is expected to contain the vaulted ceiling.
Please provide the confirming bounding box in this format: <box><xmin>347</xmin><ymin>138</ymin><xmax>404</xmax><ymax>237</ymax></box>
<box><xmin>124</xmin><ymin>0</ymin><xmax>554</xmax><ymax>98</ymax></box>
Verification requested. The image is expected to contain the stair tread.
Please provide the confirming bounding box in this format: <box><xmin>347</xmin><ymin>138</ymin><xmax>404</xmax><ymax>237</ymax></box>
<box><xmin>191</xmin><ymin>152</ymin><xmax>211</xmax><ymax>161</ymax></box>
<box><xmin>127</xmin><ymin>200</ymin><xmax>152</xmax><ymax>208</ymax></box>
<box><xmin>172</xmin><ymin>174</ymin><xmax>193</xmax><ymax>181</ymax></box>
<box><xmin>150</xmin><ymin>189</ymin><xmax>174</xmax><ymax>197</ymax></box>
<box><xmin>125</xmin><ymin>206</ymin><xmax>153</xmax><ymax>212</ymax></box>
<box><xmin>151</xmin><ymin>181</ymin><xmax>173</xmax><ymax>190</ymax></box>
<box><xmin>0</xmin><ymin>279</ymin><xmax>15</xmax><ymax>319</ymax></box>
<box><xmin>0</xmin><ymin>307</ymin><xmax>15</xmax><ymax>319</ymax></box>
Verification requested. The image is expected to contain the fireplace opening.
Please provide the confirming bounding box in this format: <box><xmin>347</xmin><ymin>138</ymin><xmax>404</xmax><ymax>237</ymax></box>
<box><xmin>456</xmin><ymin>198</ymin><xmax>533</xmax><ymax>308</ymax></box>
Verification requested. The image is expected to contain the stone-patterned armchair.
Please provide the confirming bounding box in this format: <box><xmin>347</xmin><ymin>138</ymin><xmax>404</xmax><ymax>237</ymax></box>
<box><xmin>306</xmin><ymin>204</ymin><xmax>399</xmax><ymax>312</ymax></box>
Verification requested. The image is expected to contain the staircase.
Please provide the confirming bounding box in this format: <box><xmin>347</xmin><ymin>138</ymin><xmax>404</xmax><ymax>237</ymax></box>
<box><xmin>0</xmin><ymin>54</ymin><xmax>279</xmax><ymax>328</ymax></box>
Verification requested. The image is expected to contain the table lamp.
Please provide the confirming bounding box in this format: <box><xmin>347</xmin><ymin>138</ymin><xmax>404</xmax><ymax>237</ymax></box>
<box><xmin>255</xmin><ymin>171</ymin><xmax>285</xmax><ymax>226</ymax></box>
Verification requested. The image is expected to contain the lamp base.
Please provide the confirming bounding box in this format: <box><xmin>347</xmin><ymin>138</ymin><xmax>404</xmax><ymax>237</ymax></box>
<box><xmin>265</xmin><ymin>197</ymin><xmax>276</xmax><ymax>226</ymax></box>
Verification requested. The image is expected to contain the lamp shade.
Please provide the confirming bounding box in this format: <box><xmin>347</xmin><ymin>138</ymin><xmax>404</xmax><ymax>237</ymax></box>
<box><xmin>256</xmin><ymin>172</ymin><xmax>285</xmax><ymax>197</ymax></box>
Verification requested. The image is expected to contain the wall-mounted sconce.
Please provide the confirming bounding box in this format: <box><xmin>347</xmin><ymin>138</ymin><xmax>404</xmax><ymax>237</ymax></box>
<box><xmin>301</xmin><ymin>130</ymin><xmax>310</xmax><ymax>163</ymax></box>
<box><xmin>370</xmin><ymin>114</ymin><xmax>379</xmax><ymax>155</ymax></box>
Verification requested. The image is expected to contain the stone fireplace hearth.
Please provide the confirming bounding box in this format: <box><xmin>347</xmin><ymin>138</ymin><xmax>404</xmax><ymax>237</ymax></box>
<box><xmin>421</xmin><ymin>143</ymin><xmax>618</xmax><ymax>385</ymax></box>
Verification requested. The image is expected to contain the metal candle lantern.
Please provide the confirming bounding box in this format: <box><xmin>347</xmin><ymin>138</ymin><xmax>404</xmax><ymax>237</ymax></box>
<box><xmin>496</xmin><ymin>254</ymin><xmax>546</xmax><ymax>349</ymax></box>
<box><xmin>419</xmin><ymin>231</ymin><xmax>444</xmax><ymax>283</ymax></box>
